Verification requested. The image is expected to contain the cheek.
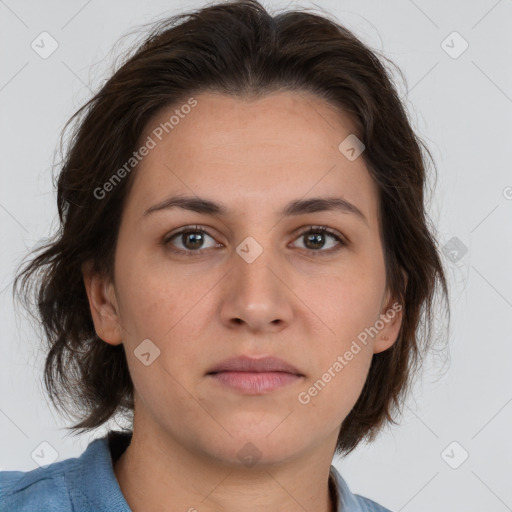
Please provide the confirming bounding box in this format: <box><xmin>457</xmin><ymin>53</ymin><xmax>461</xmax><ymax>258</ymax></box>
<box><xmin>113</xmin><ymin>260</ymin><xmax>212</xmax><ymax>384</ymax></box>
<box><xmin>126</xmin><ymin>356</ymin><xmax>204</xmax><ymax>436</ymax></box>
<box><xmin>295</xmin><ymin>273</ymin><xmax>381</xmax><ymax>416</ymax></box>
<box><xmin>297</xmin><ymin>341</ymin><xmax>373</xmax><ymax>429</ymax></box>
<box><xmin>113</xmin><ymin>247</ymin><xmax>195</xmax><ymax>338</ymax></box>
<box><xmin>313</xmin><ymin>272</ymin><xmax>384</xmax><ymax>344</ymax></box>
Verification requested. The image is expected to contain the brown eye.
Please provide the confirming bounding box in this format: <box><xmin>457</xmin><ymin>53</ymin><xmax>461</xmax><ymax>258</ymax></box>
<box><xmin>163</xmin><ymin>225</ymin><xmax>346</xmax><ymax>257</ymax></box>
<box><xmin>178</xmin><ymin>231</ymin><xmax>206</xmax><ymax>250</ymax></box>
<box><xmin>293</xmin><ymin>226</ymin><xmax>346</xmax><ymax>254</ymax></box>
<box><xmin>164</xmin><ymin>226</ymin><xmax>219</xmax><ymax>255</ymax></box>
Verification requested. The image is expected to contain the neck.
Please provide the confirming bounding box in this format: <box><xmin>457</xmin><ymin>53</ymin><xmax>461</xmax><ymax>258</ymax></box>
<box><xmin>113</xmin><ymin>423</ymin><xmax>337</xmax><ymax>512</ymax></box>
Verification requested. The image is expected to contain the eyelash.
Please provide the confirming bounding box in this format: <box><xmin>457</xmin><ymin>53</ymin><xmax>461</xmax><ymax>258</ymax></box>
<box><xmin>163</xmin><ymin>225</ymin><xmax>347</xmax><ymax>257</ymax></box>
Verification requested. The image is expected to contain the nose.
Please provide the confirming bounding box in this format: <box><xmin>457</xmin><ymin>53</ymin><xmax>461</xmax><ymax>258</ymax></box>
<box><xmin>218</xmin><ymin>242</ymin><xmax>294</xmax><ymax>333</ymax></box>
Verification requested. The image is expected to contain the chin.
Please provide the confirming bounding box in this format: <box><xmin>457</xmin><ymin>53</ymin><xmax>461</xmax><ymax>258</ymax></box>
<box><xmin>199</xmin><ymin>427</ymin><xmax>309</xmax><ymax>468</ymax></box>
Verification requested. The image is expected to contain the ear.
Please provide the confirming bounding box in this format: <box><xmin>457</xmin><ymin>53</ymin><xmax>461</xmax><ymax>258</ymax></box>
<box><xmin>82</xmin><ymin>261</ymin><xmax>123</xmax><ymax>346</ymax></box>
<box><xmin>373</xmin><ymin>270</ymin><xmax>408</xmax><ymax>355</ymax></box>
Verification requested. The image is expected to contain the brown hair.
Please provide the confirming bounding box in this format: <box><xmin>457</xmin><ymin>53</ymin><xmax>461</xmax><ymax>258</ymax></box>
<box><xmin>13</xmin><ymin>0</ymin><xmax>450</xmax><ymax>456</ymax></box>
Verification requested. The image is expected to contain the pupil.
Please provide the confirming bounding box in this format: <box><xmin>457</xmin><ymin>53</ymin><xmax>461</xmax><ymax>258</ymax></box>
<box><xmin>307</xmin><ymin>233</ymin><xmax>324</xmax><ymax>249</ymax></box>
<box><xmin>184</xmin><ymin>232</ymin><xmax>203</xmax><ymax>249</ymax></box>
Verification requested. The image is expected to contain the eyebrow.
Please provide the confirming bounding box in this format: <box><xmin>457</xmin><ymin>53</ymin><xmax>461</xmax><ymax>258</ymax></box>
<box><xmin>142</xmin><ymin>195</ymin><xmax>368</xmax><ymax>225</ymax></box>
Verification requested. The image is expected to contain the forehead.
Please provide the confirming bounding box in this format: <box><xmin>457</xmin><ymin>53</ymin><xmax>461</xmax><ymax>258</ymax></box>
<box><xmin>125</xmin><ymin>91</ymin><xmax>379</xmax><ymax>227</ymax></box>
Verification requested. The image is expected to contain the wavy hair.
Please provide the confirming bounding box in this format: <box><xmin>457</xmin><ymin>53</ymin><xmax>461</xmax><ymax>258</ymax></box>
<box><xmin>13</xmin><ymin>0</ymin><xmax>450</xmax><ymax>456</ymax></box>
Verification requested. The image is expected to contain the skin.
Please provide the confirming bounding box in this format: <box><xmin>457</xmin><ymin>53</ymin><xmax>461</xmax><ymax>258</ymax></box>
<box><xmin>83</xmin><ymin>91</ymin><xmax>404</xmax><ymax>512</ymax></box>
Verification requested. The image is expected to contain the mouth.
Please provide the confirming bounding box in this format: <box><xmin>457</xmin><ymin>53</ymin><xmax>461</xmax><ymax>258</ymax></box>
<box><xmin>206</xmin><ymin>355</ymin><xmax>304</xmax><ymax>394</ymax></box>
<box><xmin>207</xmin><ymin>355</ymin><xmax>303</xmax><ymax>374</ymax></box>
<box><xmin>207</xmin><ymin>371</ymin><xmax>303</xmax><ymax>394</ymax></box>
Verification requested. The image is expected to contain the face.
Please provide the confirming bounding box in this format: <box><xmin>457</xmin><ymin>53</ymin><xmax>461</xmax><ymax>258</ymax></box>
<box><xmin>84</xmin><ymin>91</ymin><xmax>403</xmax><ymax>466</ymax></box>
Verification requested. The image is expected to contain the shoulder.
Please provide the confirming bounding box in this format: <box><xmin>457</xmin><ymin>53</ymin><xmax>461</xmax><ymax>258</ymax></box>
<box><xmin>0</xmin><ymin>433</ymin><xmax>131</xmax><ymax>512</ymax></box>
<box><xmin>0</xmin><ymin>456</ymin><xmax>77</xmax><ymax>512</ymax></box>
<box><xmin>329</xmin><ymin>464</ymin><xmax>393</xmax><ymax>512</ymax></box>
<box><xmin>353</xmin><ymin>493</ymin><xmax>393</xmax><ymax>512</ymax></box>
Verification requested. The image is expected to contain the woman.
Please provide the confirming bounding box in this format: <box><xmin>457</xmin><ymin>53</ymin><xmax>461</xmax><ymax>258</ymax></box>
<box><xmin>0</xmin><ymin>1</ymin><xmax>449</xmax><ymax>511</ymax></box>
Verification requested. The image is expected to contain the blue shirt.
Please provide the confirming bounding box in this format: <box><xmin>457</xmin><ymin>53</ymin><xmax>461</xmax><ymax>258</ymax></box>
<box><xmin>0</xmin><ymin>431</ymin><xmax>392</xmax><ymax>511</ymax></box>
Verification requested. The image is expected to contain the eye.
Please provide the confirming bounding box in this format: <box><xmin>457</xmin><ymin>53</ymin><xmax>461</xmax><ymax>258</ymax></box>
<box><xmin>163</xmin><ymin>225</ymin><xmax>220</xmax><ymax>255</ymax></box>
<box><xmin>291</xmin><ymin>226</ymin><xmax>347</xmax><ymax>255</ymax></box>
<box><xmin>163</xmin><ymin>225</ymin><xmax>347</xmax><ymax>256</ymax></box>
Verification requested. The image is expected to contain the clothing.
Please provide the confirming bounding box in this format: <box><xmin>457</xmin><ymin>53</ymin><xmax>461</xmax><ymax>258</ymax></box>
<box><xmin>0</xmin><ymin>431</ymin><xmax>392</xmax><ymax>511</ymax></box>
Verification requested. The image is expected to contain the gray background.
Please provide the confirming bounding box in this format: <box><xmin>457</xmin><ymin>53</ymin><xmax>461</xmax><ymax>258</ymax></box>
<box><xmin>1</xmin><ymin>1</ymin><xmax>511</xmax><ymax>510</ymax></box>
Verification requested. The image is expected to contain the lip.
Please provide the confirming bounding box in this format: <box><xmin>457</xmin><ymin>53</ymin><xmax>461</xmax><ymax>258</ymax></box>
<box><xmin>209</xmin><ymin>371</ymin><xmax>303</xmax><ymax>394</ymax></box>
<box><xmin>207</xmin><ymin>355</ymin><xmax>303</xmax><ymax>375</ymax></box>
<box><xmin>206</xmin><ymin>356</ymin><xmax>304</xmax><ymax>394</ymax></box>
